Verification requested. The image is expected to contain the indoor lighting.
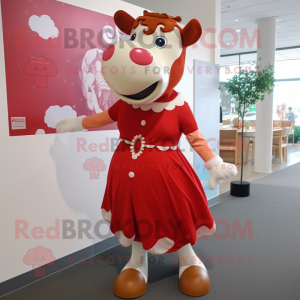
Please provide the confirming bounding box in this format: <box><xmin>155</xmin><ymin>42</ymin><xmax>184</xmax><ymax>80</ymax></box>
<box><xmin>235</xmin><ymin>19</ymin><xmax>238</xmax><ymax>21</ymax></box>
<box><xmin>236</xmin><ymin>29</ymin><xmax>241</xmax><ymax>32</ymax></box>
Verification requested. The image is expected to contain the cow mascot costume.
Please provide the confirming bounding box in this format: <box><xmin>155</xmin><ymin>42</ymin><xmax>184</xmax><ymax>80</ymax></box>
<box><xmin>57</xmin><ymin>10</ymin><xmax>237</xmax><ymax>298</ymax></box>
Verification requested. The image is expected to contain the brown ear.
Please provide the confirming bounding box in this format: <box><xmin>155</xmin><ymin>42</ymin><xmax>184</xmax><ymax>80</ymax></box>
<box><xmin>181</xmin><ymin>19</ymin><xmax>202</xmax><ymax>47</ymax></box>
<box><xmin>114</xmin><ymin>10</ymin><xmax>135</xmax><ymax>35</ymax></box>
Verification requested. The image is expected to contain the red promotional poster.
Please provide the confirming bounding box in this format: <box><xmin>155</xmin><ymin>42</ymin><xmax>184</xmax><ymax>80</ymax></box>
<box><xmin>1</xmin><ymin>0</ymin><xmax>128</xmax><ymax>136</ymax></box>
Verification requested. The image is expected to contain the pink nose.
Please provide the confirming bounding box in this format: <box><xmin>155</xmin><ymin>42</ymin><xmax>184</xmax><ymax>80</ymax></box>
<box><xmin>130</xmin><ymin>48</ymin><xmax>153</xmax><ymax>66</ymax></box>
<box><xmin>102</xmin><ymin>45</ymin><xmax>115</xmax><ymax>61</ymax></box>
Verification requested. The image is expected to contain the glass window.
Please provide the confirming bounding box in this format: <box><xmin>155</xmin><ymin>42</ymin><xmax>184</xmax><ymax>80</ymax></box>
<box><xmin>219</xmin><ymin>55</ymin><xmax>240</xmax><ymax>122</ymax></box>
<box><xmin>275</xmin><ymin>59</ymin><xmax>300</xmax><ymax>80</ymax></box>
<box><xmin>275</xmin><ymin>48</ymin><xmax>300</xmax><ymax>79</ymax></box>
<box><xmin>273</xmin><ymin>81</ymin><xmax>300</xmax><ymax>125</ymax></box>
<box><xmin>240</xmin><ymin>53</ymin><xmax>257</xmax><ymax>73</ymax></box>
<box><xmin>219</xmin><ymin>55</ymin><xmax>239</xmax><ymax>82</ymax></box>
<box><xmin>240</xmin><ymin>53</ymin><xmax>258</xmax><ymax>116</ymax></box>
<box><xmin>220</xmin><ymin>49</ymin><xmax>300</xmax><ymax>128</ymax></box>
<box><xmin>273</xmin><ymin>49</ymin><xmax>300</xmax><ymax>128</ymax></box>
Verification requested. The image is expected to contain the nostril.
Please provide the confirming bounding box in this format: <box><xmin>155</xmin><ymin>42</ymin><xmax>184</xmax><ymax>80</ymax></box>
<box><xmin>102</xmin><ymin>45</ymin><xmax>115</xmax><ymax>61</ymax></box>
<box><xmin>130</xmin><ymin>48</ymin><xmax>153</xmax><ymax>66</ymax></box>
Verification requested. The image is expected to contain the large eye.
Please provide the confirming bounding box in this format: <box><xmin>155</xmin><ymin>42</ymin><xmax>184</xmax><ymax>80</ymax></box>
<box><xmin>43</xmin><ymin>67</ymin><xmax>47</xmax><ymax>71</ymax></box>
<box><xmin>130</xmin><ymin>33</ymin><xmax>136</xmax><ymax>41</ymax></box>
<box><xmin>154</xmin><ymin>36</ymin><xmax>167</xmax><ymax>49</ymax></box>
<box><xmin>35</xmin><ymin>67</ymin><xmax>39</xmax><ymax>71</ymax></box>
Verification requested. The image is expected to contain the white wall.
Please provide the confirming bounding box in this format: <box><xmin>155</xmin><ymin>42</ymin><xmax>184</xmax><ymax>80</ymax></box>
<box><xmin>0</xmin><ymin>0</ymin><xmax>220</xmax><ymax>283</ymax></box>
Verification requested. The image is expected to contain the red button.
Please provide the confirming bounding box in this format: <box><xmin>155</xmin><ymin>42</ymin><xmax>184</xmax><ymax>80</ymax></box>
<box><xmin>102</xmin><ymin>45</ymin><xmax>115</xmax><ymax>61</ymax></box>
<box><xmin>130</xmin><ymin>48</ymin><xmax>153</xmax><ymax>66</ymax></box>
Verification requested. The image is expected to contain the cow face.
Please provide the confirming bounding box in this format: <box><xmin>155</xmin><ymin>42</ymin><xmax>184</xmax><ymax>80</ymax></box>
<box><xmin>102</xmin><ymin>11</ymin><xmax>202</xmax><ymax>105</ymax></box>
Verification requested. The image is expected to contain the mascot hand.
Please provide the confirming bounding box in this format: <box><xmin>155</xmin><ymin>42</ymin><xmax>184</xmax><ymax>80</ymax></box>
<box><xmin>56</xmin><ymin>116</ymin><xmax>86</xmax><ymax>133</ymax></box>
<box><xmin>205</xmin><ymin>156</ymin><xmax>237</xmax><ymax>190</ymax></box>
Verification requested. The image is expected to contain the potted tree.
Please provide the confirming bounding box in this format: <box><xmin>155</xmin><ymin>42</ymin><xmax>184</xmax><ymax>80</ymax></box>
<box><xmin>219</xmin><ymin>58</ymin><xmax>276</xmax><ymax>197</ymax></box>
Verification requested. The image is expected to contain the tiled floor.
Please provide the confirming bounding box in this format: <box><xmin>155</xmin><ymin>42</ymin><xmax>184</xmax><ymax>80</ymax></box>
<box><xmin>219</xmin><ymin>144</ymin><xmax>300</xmax><ymax>195</ymax></box>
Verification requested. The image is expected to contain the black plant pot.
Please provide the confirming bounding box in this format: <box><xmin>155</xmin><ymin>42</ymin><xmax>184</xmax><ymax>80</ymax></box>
<box><xmin>230</xmin><ymin>181</ymin><xmax>250</xmax><ymax>197</ymax></box>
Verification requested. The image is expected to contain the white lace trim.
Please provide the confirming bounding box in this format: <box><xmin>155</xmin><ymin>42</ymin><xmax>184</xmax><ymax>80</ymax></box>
<box><xmin>132</xmin><ymin>93</ymin><xmax>185</xmax><ymax>112</ymax></box>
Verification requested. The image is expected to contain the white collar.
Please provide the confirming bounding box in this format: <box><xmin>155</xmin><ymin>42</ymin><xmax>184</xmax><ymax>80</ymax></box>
<box><xmin>131</xmin><ymin>93</ymin><xmax>185</xmax><ymax>113</ymax></box>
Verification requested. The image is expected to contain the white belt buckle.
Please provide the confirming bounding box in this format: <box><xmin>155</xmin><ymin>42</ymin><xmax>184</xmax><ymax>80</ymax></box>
<box><xmin>119</xmin><ymin>137</ymin><xmax>177</xmax><ymax>160</ymax></box>
<box><xmin>130</xmin><ymin>134</ymin><xmax>146</xmax><ymax>160</ymax></box>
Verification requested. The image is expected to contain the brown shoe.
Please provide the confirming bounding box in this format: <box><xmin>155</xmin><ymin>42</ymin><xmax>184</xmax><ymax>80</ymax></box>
<box><xmin>113</xmin><ymin>268</ymin><xmax>147</xmax><ymax>299</ymax></box>
<box><xmin>179</xmin><ymin>266</ymin><xmax>210</xmax><ymax>297</ymax></box>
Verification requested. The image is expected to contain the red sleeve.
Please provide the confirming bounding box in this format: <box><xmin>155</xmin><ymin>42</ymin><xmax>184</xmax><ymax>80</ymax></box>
<box><xmin>108</xmin><ymin>100</ymin><xmax>123</xmax><ymax>121</ymax></box>
<box><xmin>179</xmin><ymin>102</ymin><xmax>199</xmax><ymax>135</ymax></box>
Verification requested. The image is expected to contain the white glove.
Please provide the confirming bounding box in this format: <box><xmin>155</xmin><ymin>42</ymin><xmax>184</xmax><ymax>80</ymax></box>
<box><xmin>205</xmin><ymin>156</ymin><xmax>237</xmax><ymax>190</ymax></box>
<box><xmin>56</xmin><ymin>116</ymin><xmax>86</xmax><ymax>133</ymax></box>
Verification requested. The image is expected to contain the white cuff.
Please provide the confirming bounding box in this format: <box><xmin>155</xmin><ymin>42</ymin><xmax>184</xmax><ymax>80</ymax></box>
<box><xmin>74</xmin><ymin>116</ymin><xmax>86</xmax><ymax>131</ymax></box>
<box><xmin>205</xmin><ymin>156</ymin><xmax>223</xmax><ymax>170</ymax></box>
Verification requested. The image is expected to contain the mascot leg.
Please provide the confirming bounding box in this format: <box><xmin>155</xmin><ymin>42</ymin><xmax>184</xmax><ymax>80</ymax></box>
<box><xmin>113</xmin><ymin>241</ymin><xmax>148</xmax><ymax>298</ymax></box>
<box><xmin>178</xmin><ymin>243</ymin><xmax>210</xmax><ymax>296</ymax></box>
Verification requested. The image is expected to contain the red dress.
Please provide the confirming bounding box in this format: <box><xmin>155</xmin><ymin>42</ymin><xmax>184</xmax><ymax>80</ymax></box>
<box><xmin>101</xmin><ymin>93</ymin><xmax>215</xmax><ymax>253</ymax></box>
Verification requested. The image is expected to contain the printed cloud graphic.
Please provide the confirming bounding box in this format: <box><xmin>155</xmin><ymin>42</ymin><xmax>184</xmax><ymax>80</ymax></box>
<box><xmin>24</xmin><ymin>246</ymin><xmax>55</xmax><ymax>278</ymax></box>
<box><xmin>83</xmin><ymin>157</ymin><xmax>106</xmax><ymax>179</ymax></box>
<box><xmin>29</xmin><ymin>15</ymin><xmax>59</xmax><ymax>40</ymax></box>
<box><xmin>45</xmin><ymin>106</ymin><xmax>77</xmax><ymax>129</ymax></box>
<box><xmin>24</xmin><ymin>56</ymin><xmax>58</xmax><ymax>88</ymax></box>
<box><xmin>36</xmin><ymin>129</ymin><xmax>45</xmax><ymax>135</ymax></box>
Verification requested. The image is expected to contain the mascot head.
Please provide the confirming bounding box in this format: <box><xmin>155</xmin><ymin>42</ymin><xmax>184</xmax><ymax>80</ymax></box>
<box><xmin>102</xmin><ymin>10</ymin><xmax>202</xmax><ymax>105</ymax></box>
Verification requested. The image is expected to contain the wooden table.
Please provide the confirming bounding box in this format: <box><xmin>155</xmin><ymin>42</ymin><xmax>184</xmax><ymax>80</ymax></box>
<box><xmin>220</xmin><ymin>127</ymin><xmax>283</xmax><ymax>164</ymax></box>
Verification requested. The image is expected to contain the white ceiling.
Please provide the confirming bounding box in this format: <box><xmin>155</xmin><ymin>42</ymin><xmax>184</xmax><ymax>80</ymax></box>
<box><xmin>221</xmin><ymin>0</ymin><xmax>300</xmax><ymax>55</ymax></box>
<box><xmin>122</xmin><ymin>0</ymin><xmax>300</xmax><ymax>58</ymax></box>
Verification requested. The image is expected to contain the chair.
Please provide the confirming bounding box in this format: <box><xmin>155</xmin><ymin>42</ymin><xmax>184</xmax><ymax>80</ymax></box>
<box><xmin>233</xmin><ymin>118</ymin><xmax>239</xmax><ymax>128</ymax></box>
<box><xmin>219</xmin><ymin>129</ymin><xmax>238</xmax><ymax>165</ymax></box>
<box><xmin>223</xmin><ymin>119</ymin><xmax>230</xmax><ymax>125</ymax></box>
<box><xmin>244</xmin><ymin>135</ymin><xmax>255</xmax><ymax>164</ymax></box>
<box><xmin>272</xmin><ymin>128</ymin><xmax>291</xmax><ymax>163</ymax></box>
<box><xmin>279</xmin><ymin>120</ymin><xmax>295</xmax><ymax>145</ymax></box>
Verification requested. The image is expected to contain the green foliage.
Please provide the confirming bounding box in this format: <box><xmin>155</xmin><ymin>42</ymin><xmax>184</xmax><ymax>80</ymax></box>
<box><xmin>219</xmin><ymin>57</ymin><xmax>276</xmax><ymax>183</ymax></box>
<box><xmin>245</xmin><ymin>121</ymin><xmax>251</xmax><ymax>127</ymax></box>
<box><xmin>288</xmin><ymin>126</ymin><xmax>300</xmax><ymax>143</ymax></box>
<box><xmin>219</xmin><ymin>57</ymin><xmax>276</xmax><ymax>119</ymax></box>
